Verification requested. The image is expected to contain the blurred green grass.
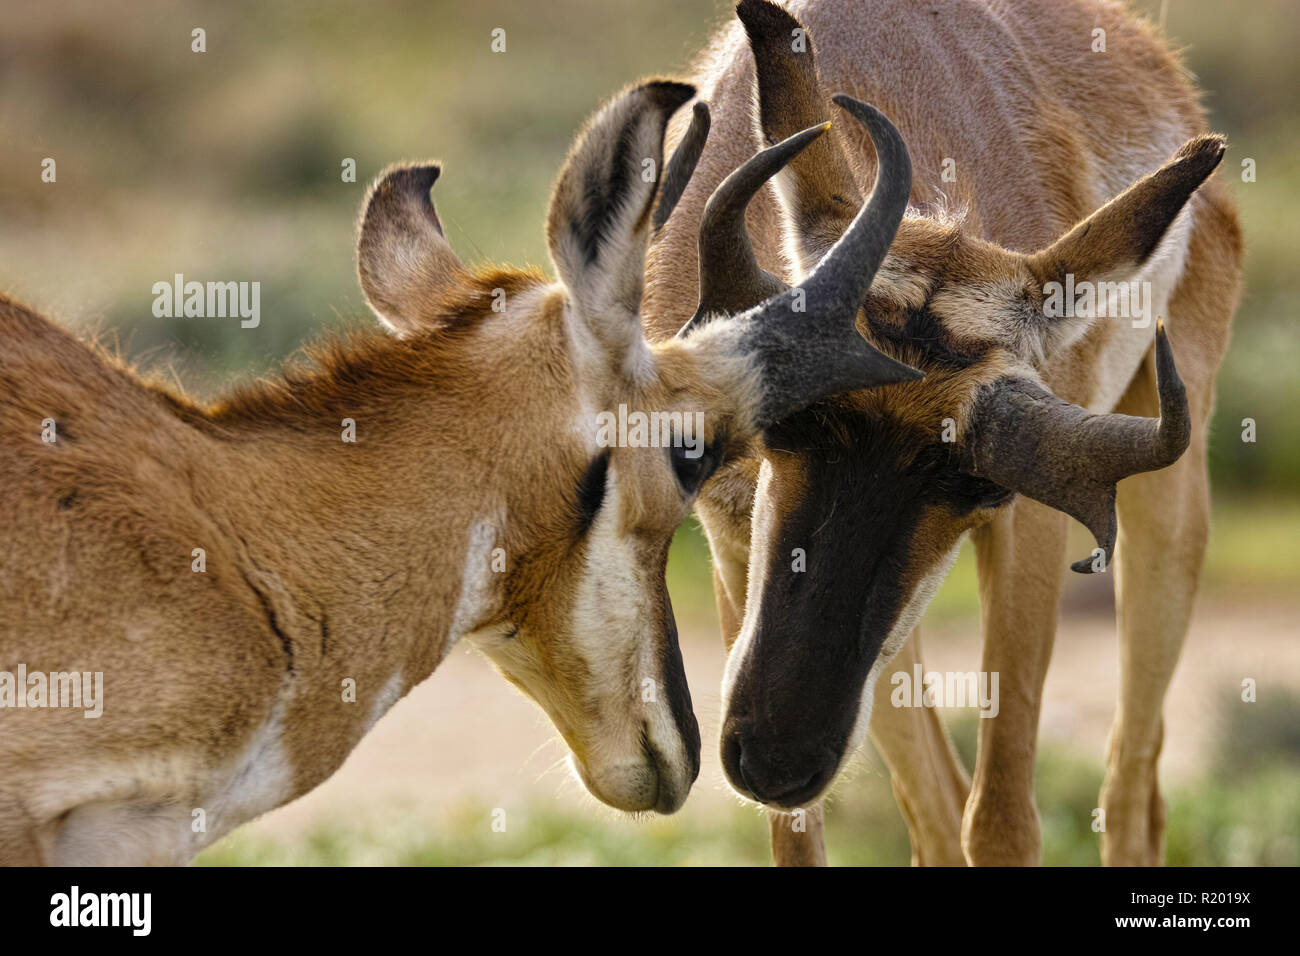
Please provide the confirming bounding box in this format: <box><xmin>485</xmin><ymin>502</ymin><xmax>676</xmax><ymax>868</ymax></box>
<box><xmin>196</xmin><ymin>707</ymin><xmax>1300</xmax><ymax>866</ymax></box>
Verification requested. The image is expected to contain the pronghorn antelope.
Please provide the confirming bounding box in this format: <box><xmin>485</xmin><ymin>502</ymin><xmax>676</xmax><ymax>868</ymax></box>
<box><xmin>0</xmin><ymin>79</ymin><xmax>921</xmax><ymax>864</ymax></box>
<box><xmin>644</xmin><ymin>0</ymin><xmax>1242</xmax><ymax>865</ymax></box>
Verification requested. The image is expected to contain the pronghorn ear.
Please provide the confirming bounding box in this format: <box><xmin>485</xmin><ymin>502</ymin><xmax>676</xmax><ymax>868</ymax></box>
<box><xmin>546</xmin><ymin>80</ymin><xmax>695</xmax><ymax>348</ymax></box>
<box><xmin>357</xmin><ymin>162</ymin><xmax>467</xmax><ymax>335</ymax></box>
<box><xmin>1011</xmin><ymin>135</ymin><xmax>1225</xmax><ymax>359</ymax></box>
<box><xmin>738</xmin><ymin>0</ymin><xmax>862</xmax><ymax>273</ymax></box>
<box><xmin>1027</xmin><ymin>135</ymin><xmax>1225</xmax><ymax>292</ymax></box>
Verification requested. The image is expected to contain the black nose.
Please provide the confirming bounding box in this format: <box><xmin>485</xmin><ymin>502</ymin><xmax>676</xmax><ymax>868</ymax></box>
<box><xmin>721</xmin><ymin>724</ymin><xmax>837</xmax><ymax>809</ymax></box>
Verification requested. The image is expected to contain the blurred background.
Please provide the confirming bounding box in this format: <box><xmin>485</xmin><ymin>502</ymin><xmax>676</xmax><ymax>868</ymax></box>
<box><xmin>2</xmin><ymin>0</ymin><xmax>1296</xmax><ymax>864</ymax></box>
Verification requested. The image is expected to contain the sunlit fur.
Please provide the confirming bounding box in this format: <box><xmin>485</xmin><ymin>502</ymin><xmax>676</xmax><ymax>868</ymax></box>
<box><xmin>0</xmin><ymin>78</ymin><xmax>783</xmax><ymax>863</ymax></box>
<box><xmin>643</xmin><ymin>0</ymin><xmax>1242</xmax><ymax>865</ymax></box>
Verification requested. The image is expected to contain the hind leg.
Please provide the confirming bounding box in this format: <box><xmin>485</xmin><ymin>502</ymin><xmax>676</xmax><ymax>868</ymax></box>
<box><xmin>1102</xmin><ymin>346</ymin><xmax>1211</xmax><ymax>865</ymax></box>
<box><xmin>1102</xmin><ymin>195</ymin><xmax>1239</xmax><ymax>865</ymax></box>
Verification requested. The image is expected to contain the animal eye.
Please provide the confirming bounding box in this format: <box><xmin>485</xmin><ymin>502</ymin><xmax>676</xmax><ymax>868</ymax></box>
<box><xmin>574</xmin><ymin>452</ymin><xmax>610</xmax><ymax>531</ymax></box>
<box><xmin>668</xmin><ymin>442</ymin><xmax>717</xmax><ymax>495</ymax></box>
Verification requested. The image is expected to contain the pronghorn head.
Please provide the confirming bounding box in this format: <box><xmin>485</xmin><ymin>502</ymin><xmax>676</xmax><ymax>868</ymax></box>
<box><xmin>710</xmin><ymin>0</ymin><xmax>1222</xmax><ymax>809</ymax></box>
<box><xmin>355</xmin><ymin>79</ymin><xmax>919</xmax><ymax>812</ymax></box>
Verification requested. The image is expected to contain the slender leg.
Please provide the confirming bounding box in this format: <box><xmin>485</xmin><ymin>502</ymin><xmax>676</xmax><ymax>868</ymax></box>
<box><xmin>767</xmin><ymin>804</ymin><xmax>827</xmax><ymax>866</ymax></box>
<box><xmin>1099</xmin><ymin>192</ymin><xmax>1239</xmax><ymax>866</ymax></box>
<box><xmin>1101</xmin><ymin>346</ymin><xmax>1211</xmax><ymax>866</ymax></box>
<box><xmin>868</xmin><ymin>626</ymin><xmax>970</xmax><ymax>865</ymax></box>
<box><xmin>963</xmin><ymin>498</ymin><xmax>1068</xmax><ymax>866</ymax></box>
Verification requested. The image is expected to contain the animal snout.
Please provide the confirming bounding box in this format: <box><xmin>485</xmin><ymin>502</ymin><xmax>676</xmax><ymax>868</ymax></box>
<box><xmin>721</xmin><ymin>720</ymin><xmax>837</xmax><ymax>809</ymax></box>
<box><xmin>577</xmin><ymin>742</ymin><xmax>696</xmax><ymax>815</ymax></box>
<box><xmin>642</xmin><ymin>719</ymin><xmax>700</xmax><ymax>814</ymax></box>
<box><xmin>577</xmin><ymin>712</ymin><xmax>700</xmax><ymax>815</ymax></box>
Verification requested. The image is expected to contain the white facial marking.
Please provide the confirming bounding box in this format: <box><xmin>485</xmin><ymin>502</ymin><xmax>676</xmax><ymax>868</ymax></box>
<box><xmin>572</xmin><ymin>470</ymin><xmax>645</xmax><ymax>729</ymax></box>
<box><xmin>569</xmin><ymin>465</ymin><xmax>692</xmax><ymax>806</ymax></box>
<box><xmin>720</xmin><ymin>459</ymin><xmax>778</xmax><ymax>705</ymax></box>
<box><xmin>931</xmin><ymin>277</ymin><xmax>1057</xmax><ymax>360</ymax></box>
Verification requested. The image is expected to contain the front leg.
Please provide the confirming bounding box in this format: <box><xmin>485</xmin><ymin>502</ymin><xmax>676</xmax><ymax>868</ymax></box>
<box><xmin>768</xmin><ymin>804</ymin><xmax>827</xmax><ymax>866</ymax></box>
<box><xmin>963</xmin><ymin>498</ymin><xmax>1068</xmax><ymax>866</ymax></box>
<box><xmin>1102</xmin><ymin>335</ymin><xmax>1213</xmax><ymax>865</ymax></box>
<box><xmin>868</xmin><ymin>626</ymin><xmax>970</xmax><ymax>865</ymax></box>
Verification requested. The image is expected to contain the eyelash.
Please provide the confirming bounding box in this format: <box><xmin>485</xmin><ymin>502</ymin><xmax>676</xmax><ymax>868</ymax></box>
<box><xmin>668</xmin><ymin>443</ymin><xmax>718</xmax><ymax>495</ymax></box>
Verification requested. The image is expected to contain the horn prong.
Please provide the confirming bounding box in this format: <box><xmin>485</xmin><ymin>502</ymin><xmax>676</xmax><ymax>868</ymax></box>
<box><xmin>793</xmin><ymin>96</ymin><xmax>912</xmax><ymax>320</ymax></box>
<box><xmin>680</xmin><ymin>121</ymin><xmax>830</xmax><ymax>336</ymax></box>
<box><xmin>654</xmin><ymin>101</ymin><xmax>711</xmax><ymax>233</ymax></box>
<box><xmin>684</xmin><ymin>96</ymin><xmax>923</xmax><ymax>429</ymax></box>
<box><xmin>1152</xmin><ymin>317</ymin><xmax>1191</xmax><ymax>466</ymax></box>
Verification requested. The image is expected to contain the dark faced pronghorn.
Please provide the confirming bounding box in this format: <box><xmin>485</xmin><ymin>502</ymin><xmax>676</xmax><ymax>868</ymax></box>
<box><xmin>644</xmin><ymin>0</ymin><xmax>1243</xmax><ymax>865</ymax></box>
<box><xmin>0</xmin><ymin>77</ymin><xmax>927</xmax><ymax>864</ymax></box>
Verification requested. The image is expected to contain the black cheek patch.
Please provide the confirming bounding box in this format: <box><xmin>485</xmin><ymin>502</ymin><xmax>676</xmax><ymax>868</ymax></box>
<box><xmin>658</xmin><ymin>591</ymin><xmax>702</xmax><ymax>781</ymax></box>
<box><xmin>574</xmin><ymin>451</ymin><xmax>611</xmax><ymax>532</ymax></box>
<box><xmin>867</xmin><ymin>306</ymin><xmax>987</xmax><ymax>372</ymax></box>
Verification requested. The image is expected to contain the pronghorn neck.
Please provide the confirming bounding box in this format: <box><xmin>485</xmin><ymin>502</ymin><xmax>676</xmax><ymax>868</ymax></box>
<box><xmin>202</xmin><ymin>428</ymin><xmax>502</xmax><ymax>689</ymax></box>
<box><xmin>166</xmin><ymin>283</ymin><xmax>570</xmax><ymax>771</ymax></box>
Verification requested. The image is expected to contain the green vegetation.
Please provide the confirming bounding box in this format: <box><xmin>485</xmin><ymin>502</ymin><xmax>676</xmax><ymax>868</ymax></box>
<box><xmin>197</xmin><ymin>703</ymin><xmax>1300</xmax><ymax>866</ymax></box>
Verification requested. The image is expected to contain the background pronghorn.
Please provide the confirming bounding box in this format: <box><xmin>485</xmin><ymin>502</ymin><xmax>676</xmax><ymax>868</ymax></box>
<box><xmin>644</xmin><ymin>0</ymin><xmax>1242</xmax><ymax>865</ymax></box>
<box><xmin>0</xmin><ymin>78</ymin><xmax>919</xmax><ymax>864</ymax></box>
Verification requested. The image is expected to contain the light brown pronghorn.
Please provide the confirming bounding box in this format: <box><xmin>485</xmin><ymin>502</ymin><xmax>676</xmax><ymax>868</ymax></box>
<box><xmin>0</xmin><ymin>79</ymin><xmax>923</xmax><ymax>864</ymax></box>
<box><xmin>643</xmin><ymin>0</ymin><xmax>1242</xmax><ymax>865</ymax></box>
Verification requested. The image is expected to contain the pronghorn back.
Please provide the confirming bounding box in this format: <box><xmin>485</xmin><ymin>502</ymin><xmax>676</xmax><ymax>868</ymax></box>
<box><xmin>646</xmin><ymin>0</ymin><xmax>1217</xmax><ymax>337</ymax></box>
